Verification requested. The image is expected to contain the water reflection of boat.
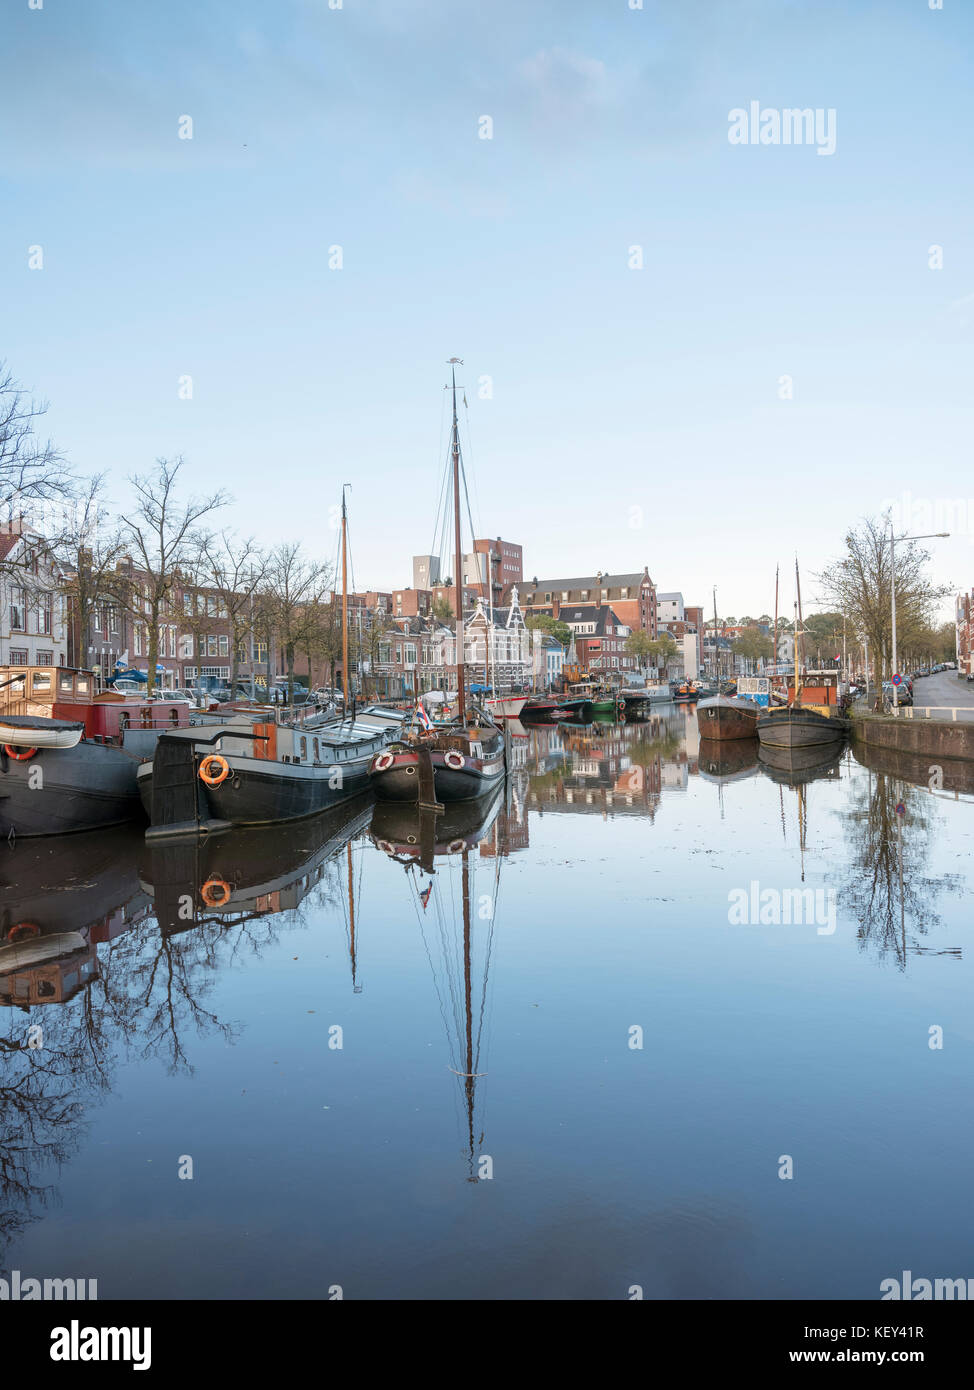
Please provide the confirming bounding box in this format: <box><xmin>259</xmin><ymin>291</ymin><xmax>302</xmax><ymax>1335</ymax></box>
<box><xmin>0</xmin><ymin>825</ymin><xmax>148</xmax><ymax>1006</ymax></box>
<box><xmin>757</xmin><ymin>739</ymin><xmax>845</xmax><ymax>785</ymax></box>
<box><xmin>372</xmin><ymin>784</ymin><xmax>504</xmax><ymax>865</ymax></box>
<box><xmin>698</xmin><ymin>737</ymin><xmax>760</xmax><ymax>784</ymax></box>
<box><xmin>141</xmin><ymin>793</ymin><xmax>374</xmax><ymax>932</ymax></box>
<box><xmin>850</xmin><ymin>740</ymin><xmax>974</xmax><ymax>796</ymax></box>
<box><xmin>373</xmin><ymin>785</ymin><xmax>504</xmax><ymax>1180</ymax></box>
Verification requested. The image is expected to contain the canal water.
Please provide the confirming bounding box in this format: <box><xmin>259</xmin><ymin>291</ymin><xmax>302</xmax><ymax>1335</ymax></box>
<box><xmin>2</xmin><ymin>706</ymin><xmax>972</xmax><ymax>1300</ymax></box>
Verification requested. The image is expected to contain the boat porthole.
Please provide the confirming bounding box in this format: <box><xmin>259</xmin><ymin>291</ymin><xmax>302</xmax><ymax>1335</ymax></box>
<box><xmin>407</xmin><ymin>835</ymin><xmax>417</xmax><ymax>844</ymax></box>
<box><xmin>405</xmin><ymin>765</ymin><xmax>416</xmax><ymax>775</ymax></box>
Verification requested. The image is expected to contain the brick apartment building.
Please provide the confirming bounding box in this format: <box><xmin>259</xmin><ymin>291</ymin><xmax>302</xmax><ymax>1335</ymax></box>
<box><xmin>516</xmin><ymin>568</ymin><xmax>657</xmax><ymax>637</ymax></box>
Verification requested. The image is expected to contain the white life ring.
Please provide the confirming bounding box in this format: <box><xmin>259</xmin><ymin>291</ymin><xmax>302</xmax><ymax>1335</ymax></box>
<box><xmin>444</xmin><ymin>751</ymin><xmax>465</xmax><ymax>770</ymax></box>
<box><xmin>373</xmin><ymin>752</ymin><xmax>395</xmax><ymax>772</ymax></box>
<box><xmin>448</xmin><ymin>838</ymin><xmax>466</xmax><ymax>853</ymax></box>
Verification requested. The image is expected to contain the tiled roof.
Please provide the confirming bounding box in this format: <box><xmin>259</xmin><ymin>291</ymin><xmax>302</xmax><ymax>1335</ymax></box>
<box><xmin>523</xmin><ymin>571</ymin><xmax>649</xmax><ymax>591</ymax></box>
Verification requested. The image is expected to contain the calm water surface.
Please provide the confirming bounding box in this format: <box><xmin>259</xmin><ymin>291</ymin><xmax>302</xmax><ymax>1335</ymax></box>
<box><xmin>2</xmin><ymin>706</ymin><xmax>973</xmax><ymax>1299</ymax></box>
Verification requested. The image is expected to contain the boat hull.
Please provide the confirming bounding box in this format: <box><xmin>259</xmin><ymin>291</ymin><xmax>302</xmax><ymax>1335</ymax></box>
<box><xmin>0</xmin><ymin>741</ymin><xmax>144</xmax><ymax>837</ymax></box>
<box><xmin>139</xmin><ymin>747</ymin><xmax>378</xmax><ymax>829</ymax></box>
<box><xmin>696</xmin><ymin>696</ymin><xmax>759</xmax><ymax>740</ymax></box>
<box><xmin>756</xmin><ymin>707</ymin><xmax>850</xmax><ymax>748</ymax></box>
<box><xmin>368</xmin><ymin>746</ymin><xmax>506</xmax><ymax>802</ymax></box>
<box><xmin>485</xmin><ymin>696</ymin><xmax>527</xmax><ymax>720</ymax></box>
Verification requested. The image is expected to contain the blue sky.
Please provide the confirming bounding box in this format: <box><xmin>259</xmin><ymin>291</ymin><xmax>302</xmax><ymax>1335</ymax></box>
<box><xmin>2</xmin><ymin>0</ymin><xmax>971</xmax><ymax>618</ymax></box>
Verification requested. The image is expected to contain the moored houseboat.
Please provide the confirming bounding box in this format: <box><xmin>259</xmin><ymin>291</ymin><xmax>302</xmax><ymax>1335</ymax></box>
<box><xmin>696</xmin><ymin>694</ymin><xmax>760</xmax><ymax>739</ymax></box>
<box><xmin>755</xmin><ymin>669</ymin><xmax>850</xmax><ymax>748</ymax></box>
<box><xmin>369</xmin><ymin>360</ymin><xmax>507</xmax><ymax>804</ymax></box>
<box><xmin>0</xmin><ymin>665</ymin><xmax>190</xmax><ymax>836</ymax></box>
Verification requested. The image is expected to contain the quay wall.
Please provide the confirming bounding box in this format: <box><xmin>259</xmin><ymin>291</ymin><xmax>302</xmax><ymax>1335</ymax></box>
<box><xmin>850</xmin><ymin>713</ymin><xmax>974</xmax><ymax>764</ymax></box>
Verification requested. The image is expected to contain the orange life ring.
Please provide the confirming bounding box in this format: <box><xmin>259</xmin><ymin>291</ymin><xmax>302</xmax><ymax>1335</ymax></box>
<box><xmin>199</xmin><ymin>754</ymin><xmax>230</xmax><ymax>787</ymax></box>
<box><xmin>4</xmin><ymin>745</ymin><xmax>38</xmax><ymax>762</ymax></box>
<box><xmin>7</xmin><ymin>922</ymin><xmax>40</xmax><ymax>942</ymax></box>
<box><xmin>200</xmin><ymin>877</ymin><xmax>231</xmax><ymax>908</ymax></box>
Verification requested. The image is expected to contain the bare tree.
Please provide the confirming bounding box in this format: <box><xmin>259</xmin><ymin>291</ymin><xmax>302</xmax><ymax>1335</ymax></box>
<box><xmin>202</xmin><ymin>532</ymin><xmax>267</xmax><ymax>696</ymax></box>
<box><xmin>260</xmin><ymin>542</ymin><xmax>331</xmax><ymax>704</ymax></box>
<box><xmin>55</xmin><ymin>473</ymin><xmax>129</xmax><ymax>669</ymax></box>
<box><xmin>817</xmin><ymin>515</ymin><xmax>950</xmax><ymax>705</ymax></box>
<box><xmin>0</xmin><ymin>363</ymin><xmax>73</xmax><ymax>565</ymax></box>
<box><xmin>118</xmin><ymin>458</ymin><xmax>228</xmax><ymax>694</ymax></box>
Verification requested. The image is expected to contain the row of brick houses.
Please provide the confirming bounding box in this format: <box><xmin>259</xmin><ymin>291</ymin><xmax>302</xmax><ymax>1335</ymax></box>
<box><xmin>956</xmin><ymin>592</ymin><xmax>972</xmax><ymax>676</ymax></box>
<box><xmin>3</xmin><ymin>517</ymin><xmax>715</xmax><ymax>692</ymax></box>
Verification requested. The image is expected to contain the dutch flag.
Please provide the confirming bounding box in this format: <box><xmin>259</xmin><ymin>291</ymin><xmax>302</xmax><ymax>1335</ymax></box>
<box><xmin>416</xmin><ymin>701</ymin><xmax>433</xmax><ymax>731</ymax></box>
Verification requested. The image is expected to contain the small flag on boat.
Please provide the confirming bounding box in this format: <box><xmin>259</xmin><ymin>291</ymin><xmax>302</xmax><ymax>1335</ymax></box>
<box><xmin>416</xmin><ymin>701</ymin><xmax>433</xmax><ymax>730</ymax></box>
<box><xmin>419</xmin><ymin>880</ymin><xmax>433</xmax><ymax>910</ymax></box>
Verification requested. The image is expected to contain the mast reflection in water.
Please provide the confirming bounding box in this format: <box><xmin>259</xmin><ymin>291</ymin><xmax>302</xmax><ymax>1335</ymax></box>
<box><xmin>1</xmin><ymin>707</ymin><xmax>973</xmax><ymax>1298</ymax></box>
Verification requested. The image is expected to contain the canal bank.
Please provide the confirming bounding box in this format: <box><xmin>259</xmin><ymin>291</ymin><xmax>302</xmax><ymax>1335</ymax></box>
<box><xmin>851</xmin><ymin>712</ymin><xmax>974</xmax><ymax>764</ymax></box>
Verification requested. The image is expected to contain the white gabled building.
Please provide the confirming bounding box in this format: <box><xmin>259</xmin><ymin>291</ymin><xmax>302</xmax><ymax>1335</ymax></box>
<box><xmin>0</xmin><ymin>525</ymin><xmax>67</xmax><ymax>668</ymax></box>
<box><xmin>418</xmin><ymin>586</ymin><xmax>563</xmax><ymax>692</ymax></box>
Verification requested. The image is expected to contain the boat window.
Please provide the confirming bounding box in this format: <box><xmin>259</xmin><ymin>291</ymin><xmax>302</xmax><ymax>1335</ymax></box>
<box><xmin>76</xmin><ymin>676</ymin><xmax>90</xmax><ymax>694</ymax></box>
<box><xmin>313</xmin><ymin>739</ymin><xmax>319</xmax><ymax>760</ymax></box>
<box><xmin>32</xmin><ymin>672</ymin><xmax>52</xmax><ymax>695</ymax></box>
<box><xmin>300</xmin><ymin>737</ymin><xmax>307</xmax><ymax>759</ymax></box>
<box><xmin>120</xmin><ymin>712</ymin><xmax>130</xmax><ymax>729</ymax></box>
<box><xmin>169</xmin><ymin>708</ymin><xmax>180</xmax><ymax>726</ymax></box>
<box><xmin>59</xmin><ymin>673</ymin><xmax>74</xmax><ymax>693</ymax></box>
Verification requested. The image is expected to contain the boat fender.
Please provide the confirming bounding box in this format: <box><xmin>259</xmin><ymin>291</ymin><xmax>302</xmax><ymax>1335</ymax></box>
<box><xmin>448</xmin><ymin>839</ymin><xmax>466</xmax><ymax>853</ymax></box>
<box><xmin>200</xmin><ymin>878</ymin><xmax>232</xmax><ymax>908</ymax></box>
<box><xmin>373</xmin><ymin>752</ymin><xmax>395</xmax><ymax>772</ymax></box>
<box><xmin>4</xmin><ymin>745</ymin><xmax>38</xmax><ymax>762</ymax></box>
<box><xmin>444</xmin><ymin>751</ymin><xmax>465</xmax><ymax>770</ymax></box>
<box><xmin>199</xmin><ymin>754</ymin><xmax>231</xmax><ymax>787</ymax></box>
<box><xmin>6</xmin><ymin>921</ymin><xmax>40</xmax><ymax>943</ymax></box>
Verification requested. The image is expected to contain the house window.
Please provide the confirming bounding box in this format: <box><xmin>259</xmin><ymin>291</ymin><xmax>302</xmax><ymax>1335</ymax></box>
<box><xmin>183</xmin><ymin>666</ymin><xmax>198</xmax><ymax>681</ymax></box>
<box><xmin>134</xmin><ymin>627</ymin><xmax>143</xmax><ymax>657</ymax></box>
<box><xmin>9</xmin><ymin>647</ymin><xmax>28</xmax><ymax>665</ymax></box>
<box><xmin>544</xmin><ymin>592</ymin><xmax>551</xmax><ymax>602</ymax></box>
<box><xmin>36</xmin><ymin>649</ymin><xmax>54</xmax><ymax>666</ymax></box>
<box><xmin>207</xmin><ymin>635</ymin><xmax>218</xmax><ymax>657</ymax></box>
<box><xmin>10</xmin><ymin>588</ymin><xmax>26</xmax><ymax>631</ymax></box>
<box><xmin>219</xmin><ymin>635</ymin><xmax>229</xmax><ymax>657</ymax></box>
<box><xmin>255</xmin><ymin>640</ymin><xmax>268</xmax><ymax>663</ymax></box>
<box><xmin>179</xmin><ymin>634</ymin><xmax>194</xmax><ymax>659</ymax></box>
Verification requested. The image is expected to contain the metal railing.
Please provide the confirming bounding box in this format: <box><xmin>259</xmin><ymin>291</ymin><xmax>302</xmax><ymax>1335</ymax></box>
<box><xmin>891</xmin><ymin>704</ymin><xmax>974</xmax><ymax>722</ymax></box>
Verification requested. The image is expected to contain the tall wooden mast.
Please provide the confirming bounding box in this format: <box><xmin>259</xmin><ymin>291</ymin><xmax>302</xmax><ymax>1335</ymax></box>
<box><xmin>341</xmin><ymin>484</ymin><xmax>350</xmax><ymax>708</ymax></box>
<box><xmin>449</xmin><ymin>359</ymin><xmax>466</xmax><ymax>724</ymax></box>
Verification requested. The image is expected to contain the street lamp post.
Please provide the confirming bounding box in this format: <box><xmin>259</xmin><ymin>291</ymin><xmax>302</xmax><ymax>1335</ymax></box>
<box><xmin>889</xmin><ymin>527</ymin><xmax>949</xmax><ymax>708</ymax></box>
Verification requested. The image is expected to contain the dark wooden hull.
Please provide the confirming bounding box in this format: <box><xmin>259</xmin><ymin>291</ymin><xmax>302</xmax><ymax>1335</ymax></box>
<box><xmin>139</xmin><ymin>748</ymin><xmax>378</xmax><ymax>829</ymax></box>
<box><xmin>756</xmin><ymin>707</ymin><xmax>850</xmax><ymax>748</ymax></box>
<box><xmin>696</xmin><ymin>696</ymin><xmax>759</xmax><ymax>740</ymax></box>
<box><xmin>0</xmin><ymin>741</ymin><xmax>145</xmax><ymax>837</ymax></box>
<box><xmin>368</xmin><ymin>743</ymin><xmax>506</xmax><ymax>802</ymax></box>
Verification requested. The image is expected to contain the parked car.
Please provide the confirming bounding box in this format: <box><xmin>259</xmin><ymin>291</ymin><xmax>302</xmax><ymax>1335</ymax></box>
<box><xmin>110</xmin><ymin>677</ymin><xmax>145</xmax><ymax>695</ymax></box>
<box><xmin>882</xmin><ymin>682</ymin><xmax>912</xmax><ymax>706</ymax></box>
